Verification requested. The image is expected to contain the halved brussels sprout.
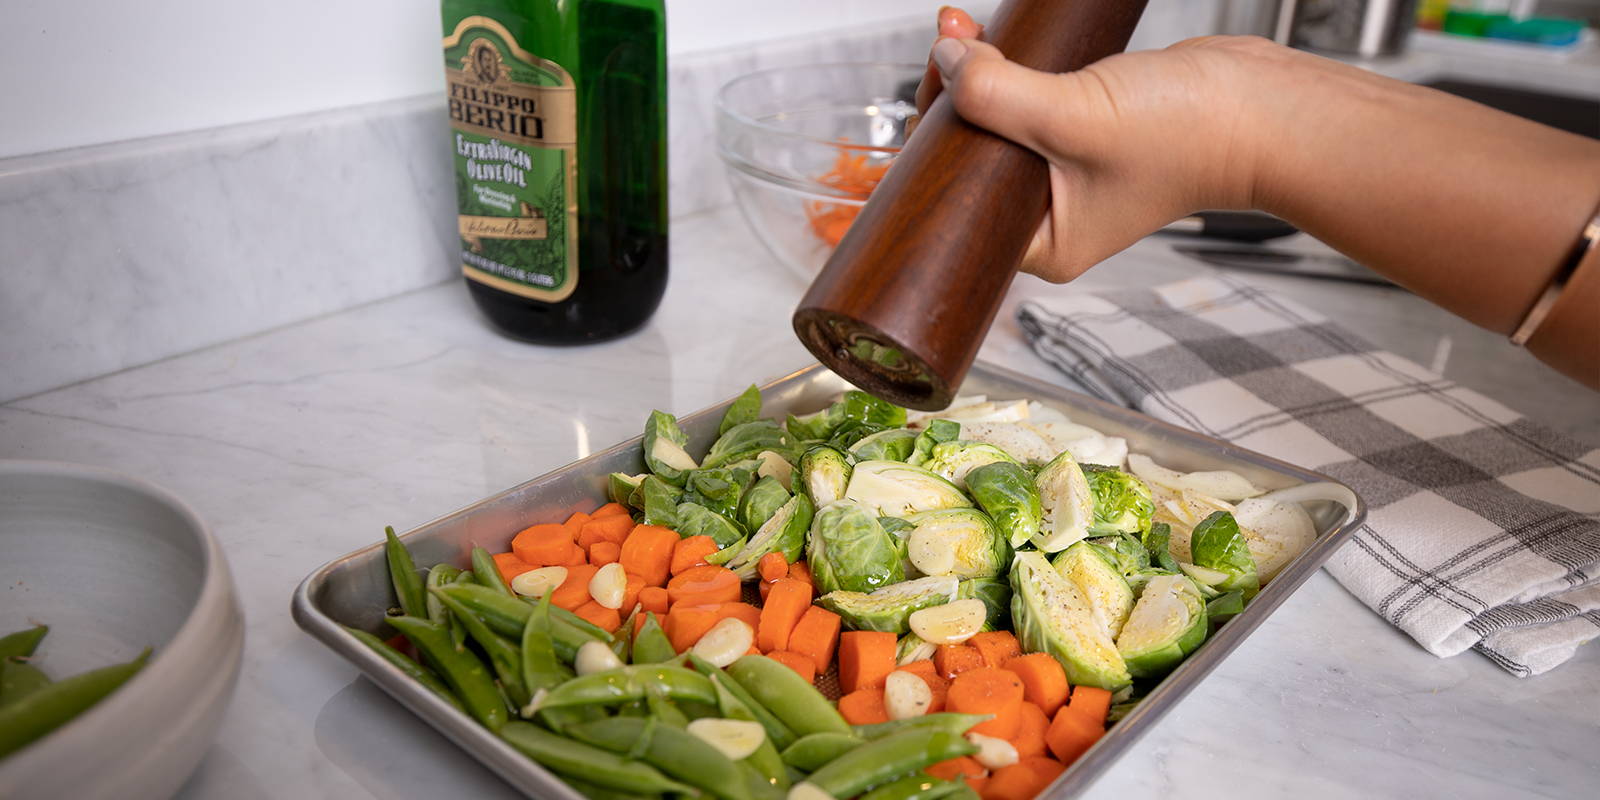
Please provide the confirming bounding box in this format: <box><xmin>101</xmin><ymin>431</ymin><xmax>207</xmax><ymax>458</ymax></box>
<box><xmin>966</xmin><ymin>462</ymin><xmax>1043</xmax><ymax>548</ymax></box>
<box><xmin>705</xmin><ymin>535</ymin><xmax>747</xmax><ymax>566</ymax></box>
<box><xmin>957</xmin><ymin>577</ymin><xmax>1012</xmax><ymax>631</ymax></box>
<box><xmin>786</xmin><ymin>391</ymin><xmax>908</xmax><ymax>441</ymax></box>
<box><xmin>849</xmin><ymin>428</ymin><xmax>919</xmax><ymax>462</ymax></box>
<box><xmin>1205</xmin><ymin>590</ymin><xmax>1245</xmax><ymax>626</ymax></box>
<box><xmin>800</xmin><ymin>445</ymin><xmax>853</xmax><ymax>507</ymax></box>
<box><xmin>608</xmin><ymin>473</ymin><xmax>645</xmax><ymax>508</ymax></box>
<box><xmin>1009</xmin><ymin>552</ymin><xmax>1130</xmax><ymax>690</ymax></box>
<box><xmin>719</xmin><ymin>384</ymin><xmax>762</xmax><ymax>436</ymax></box>
<box><xmin>675</xmin><ymin>502</ymin><xmax>746</xmax><ymax>547</ymax></box>
<box><xmin>1052</xmin><ymin>542</ymin><xmax>1135</xmax><ymax>640</ymax></box>
<box><xmin>829</xmin><ymin>421</ymin><xmax>892</xmax><ymax>450</ymax></box>
<box><xmin>1088</xmin><ymin>533</ymin><xmax>1150</xmax><ymax>576</ymax></box>
<box><xmin>682</xmin><ymin>467</ymin><xmax>754</xmax><ymax>520</ymax></box>
<box><xmin>817</xmin><ymin>575</ymin><xmax>960</xmax><ymax>634</ymax></box>
<box><xmin>904</xmin><ymin>509</ymin><xmax>1011</xmax><ymax>579</ymax></box>
<box><xmin>1189</xmin><ymin>511</ymin><xmax>1259</xmax><ymax>600</ymax></box>
<box><xmin>921</xmin><ymin>441</ymin><xmax>1018</xmax><ymax>489</ymax></box>
<box><xmin>896</xmin><ymin>632</ymin><xmax>937</xmax><ymax>665</ymax></box>
<box><xmin>908</xmin><ymin>419</ymin><xmax>961</xmax><ymax>467</ymax></box>
<box><xmin>726</xmin><ymin>492</ymin><xmax>815</xmax><ymax>581</ymax></box>
<box><xmin>639</xmin><ymin>475</ymin><xmax>682</xmax><ymax>528</ymax></box>
<box><xmin>703</xmin><ymin>420</ymin><xmax>795</xmax><ymax>470</ymax></box>
<box><xmin>843</xmin><ymin>461</ymin><xmax>972</xmax><ymax>518</ymax></box>
<box><xmin>806</xmin><ymin>501</ymin><xmax>906</xmax><ymax>594</ymax></box>
<box><xmin>1082</xmin><ymin>466</ymin><xmax>1155</xmax><ymax>536</ymax></box>
<box><xmin>643</xmin><ymin>410</ymin><xmax>698</xmax><ymax>486</ymax></box>
<box><xmin>1141</xmin><ymin>522</ymin><xmax>1180</xmax><ymax>573</ymax></box>
<box><xmin>1124</xmin><ymin>567</ymin><xmax>1177</xmax><ymax>596</ymax></box>
<box><xmin>1031</xmin><ymin>451</ymin><xmax>1095</xmax><ymax>552</ymax></box>
<box><xmin>738</xmin><ymin>475</ymin><xmax>790</xmax><ymax>534</ymax></box>
<box><xmin>1115</xmin><ymin>574</ymin><xmax>1207</xmax><ymax>678</ymax></box>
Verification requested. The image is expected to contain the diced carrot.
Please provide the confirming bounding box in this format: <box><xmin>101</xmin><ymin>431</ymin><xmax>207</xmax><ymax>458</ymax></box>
<box><xmin>639</xmin><ymin>586</ymin><xmax>670</xmax><ymax>616</ymax></box>
<box><xmin>787</xmin><ymin>606</ymin><xmax>842</xmax><ymax>674</ymax></box>
<box><xmin>511</xmin><ymin>523</ymin><xmax>574</xmax><ymax>567</ymax></box>
<box><xmin>787</xmin><ymin>560</ymin><xmax>813</xmax><ymax>590</ymax></box>
<box><xmin>592</xmin><ymin>502</ymin><xmax>630</xmax><ymax>518</ymax></box>
<box><xmin>620</xmin><ymin>524</ymin><xmax>679</xmax><ymax>587</ymax></box>
<box><xmin>981</xmin><ymin>757</ymin><xmax>1064</xmax><ymax>800</ymax></box>
<box><xmin>491</xmin><ymin>552</ymin><xmax>536</xmax><ymax>585</ymax></box>
<box><xmin>898</xmin><ymin>659</ymin><xmax>937</xmax><ymax>681</ymax></box>
<box><xmin>562</xmin><ymin>547</ymin><xmax>589</xmax><ymax>567</ymax></box>
<box><xmin>573</xmin><ymin>600</ymin><xmax>621</xmax><ymax>633</ymax></box>
<box><xmin>550</xmin><ymin>564</ymin><xmax>600</xmax><ymax>611</ymax></box>
<box><xmin>716</xmin><ymin>602</ymin><xmax>762</xmax><ymax>631</ymax></box>
<box><xmin>837</xmin><ymin>688</ymin><xmax>889</xmax><ymax>725</ymax></box>
<box><xmin>925</xmin><ymin>756</ymin><xmax>986</xmax><ymax>783</ymax></box>
<box><xmin>621</xmin><ymin>572</ymin><xmax>645</xmax><ymax>615</ymax></box>
<box><xmin>923</xmin><ymin>672</ymin><xmax>950</xmax><ymax>714</ymax></box>
<box><xmin>838</xmin><ymin>631</ymin><xmax>897</xmax><ymax>694</ymax></box>
<box><xmin>935</xmin><ymin>645</ymin><xmax>985</xmax><ymax>679</ymax></box>
<box><xmin>1045</xmin><ymin>708</ymin><xmax>1103</xmax><ymax>764</ymax></box>
<box><xmin>667</xmin><ymin>565</ymin><xmax>741</xmax><ymax>608</ymax></box>
<box><xmin>757</xmin><ymin>579</ymin><xmax>813</xmax><ymax>652</ymax></box>
<box><xmin>946</xmin><ymin>667</ymin><xmax>1026</xmax><ymax>739</ymax></box>
<box><xmin>1003</xmin><ymin>653</ymin><xmax>1070</xmax><ymax>718</ymax></box>
<box><xmin>671</xmin><ymin>535</ymin><xmax>720</xmax><ymax>577</ymax></box>
<box><xmin>563</xmin><ymin>511</ymin><xmax>592</xmax><ymax>540</ymax></box>
<box><xmin>589</xmin><ymin>540</ymin><xmax>621</xmax><ymax>566</ymax></box>
<box><xmin>666</xmin><ymin>605</ymin><xmax>722</xmax><ymax>653</ymax></box>
<box><xmin>580</xmin><ymin>514</ymin><xmax>635</xmax><ymax>548</ymax></box>
<box><xmin>1009</xmin><ymin>702</ymin><xmax>1050</xmax><ymax>759</ymax></box>
<box><xmin>759</xmin><ymin>580</ymin><xmax>774</xmax><ymax>603</ymax></box>
<box><xmin>966</xmin><ymin>775</ymin><xmax>989</xmax><ymax>796</ymax></box>
<box><xmin>758</xmin><ymin>551</ymin><xmax>789</xmax><ymax>582</ymax></box>
<box><xmin>767</xmin><ymin>650</ymin><xmax>817</xmax><ymax>684</ymax></box>
<box><xmin>969</xmin><ymin>631</ymin><xmax>1022</xmax><ymax>669</ymax></box>
<box><xmin>1065</xmin><ymin>685</ymin><xmax>1112</xmax><ymax>726</ymax></box>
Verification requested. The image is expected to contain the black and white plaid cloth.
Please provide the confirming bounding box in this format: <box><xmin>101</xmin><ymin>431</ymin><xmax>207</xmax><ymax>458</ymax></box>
<box><xmin>1017</xmin><ymin>277</ymin><xmax>1600</xmax><ymax>676</ymax></box>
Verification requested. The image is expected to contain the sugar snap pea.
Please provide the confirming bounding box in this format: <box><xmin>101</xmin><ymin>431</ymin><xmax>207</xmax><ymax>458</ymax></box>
<box><xmin>691</xmin><ymin>654</ymin><xmax>797</xmax><ymax>750</ymax></box>
<box><xmin>384</xmin><ymin>527</ymin><xmax>427</xmax><ymax>618</ymax></box>
<box><xmin>780</xmin><ymin>732</ymin><xmax>863</xmax><ymax>771</ymax></box>
<box><xmin>0</xmin><ymin>658</ymin><xmax>52</xmax><ymax>709</ymax></box>
<box><xmin>431</xmin><ymin>582</ymin><xmax>610</xmax><ymax>661</ymax></box>
<box><xmin>704</xmin><ymin>667</ymin><xmax>790</xmax><ymax>789</ymax></box>
<box><xmin>0</xmin><ymin>648</ymin><xmax>149</xmax><ymax>758</ymax></box>
<box><xmin>387</xmin><ymin>615</ymin><xmax>506</xmax><ymax>731</ymax></box>
<box><xmin>0</xmin><ymin>624</ymin><xmax>48</xmax><ymax>660</ymax></box>
<box><xmin>805</xmin><ymin>729</ymin><xmax>977</xmax><ymax>800</ymax></box>
<box><xmin>425</xmin><ymin>563</ymin><xmax>462</xmax><ymax>626</ymax></box>
<box><xmin>568</xmin><ymin>716</ymin><xmax>752</xmax><ymax>800</ymax></box>
<box><xmin>563</xmin><ymin>776</ymin><xmax>660</xmax><ymax>800</ymax></box>
<box><xmin>742</xmin><ymin>761</ymin><xmax>786</xmax><ymax>800</ymax></box>
<box><xmin>851</xmin><ymin>713</ymin><xmax>991</xmax><ymax>741</ymax></box>
<box><xmin>345</xmin><ymin>627</ymin><xmax>463</xmax><ymax>712</ymax></box>
<box><xmin>446</xmin><ymin>570</ymin><xmax>475</xmax><ymax>650</ymax></box>
<box><xmin>431</xmin><ymin>587</ymin><xmax>530</xmax><ymax>709</ymax></box>
<box><xmin>859</xmin><ymin>774</ymin><xmax>964</xmax><ymax>800</ymax></box>
<box><xmin>471</xmin><ymin>545</ymin><xmax>514</xmax><ymax>597</ymax></box>
<box><xmin>539</xmin><ymin>664</ymin><xmax>716</xmax><ymax>709</ymax></box>
<box><xmin>726</xmin><ymin>655</ymin><xmax>851</xmax><ymax>738</ymax></box>
<box><xmin>632</xmin><ymin>613</ymin><xmax>676</xmax><ymax>665</ymax></box>
<box><xmin>644</xmin><ymin>687</ymin><xmax>689</xmax><ymax>728</ymax></box>
<box><xmin>499</xmin><ymin>720</ymin><xmax>693</xmax><ymax>796</ymax></box>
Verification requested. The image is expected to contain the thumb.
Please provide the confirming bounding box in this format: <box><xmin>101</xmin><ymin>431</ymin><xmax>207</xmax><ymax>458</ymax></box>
<box><xmin>931</xmin><ymin>37</ymin><xmax>1079</xmax><ymax>157</ymax></box>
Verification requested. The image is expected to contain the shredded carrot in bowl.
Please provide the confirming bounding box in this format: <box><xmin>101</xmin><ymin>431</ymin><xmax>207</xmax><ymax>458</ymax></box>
<box><xmin>804</xmin><ymin>143</ymin><xmax>895</xmax><ymax>247</ymax></box>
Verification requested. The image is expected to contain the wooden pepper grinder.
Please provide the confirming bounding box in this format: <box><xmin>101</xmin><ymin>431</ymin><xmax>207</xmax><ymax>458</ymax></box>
<box><xmin>793</xmin><ymin>0</ymin><xmax>1149</xmax><ymax>410</ymax></box>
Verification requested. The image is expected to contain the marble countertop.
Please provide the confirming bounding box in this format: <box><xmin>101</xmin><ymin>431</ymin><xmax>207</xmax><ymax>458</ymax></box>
<box><xmin>3</xmin><ymin>205</ymin><xmax>1596</xmax><ymax>799</ymax></box>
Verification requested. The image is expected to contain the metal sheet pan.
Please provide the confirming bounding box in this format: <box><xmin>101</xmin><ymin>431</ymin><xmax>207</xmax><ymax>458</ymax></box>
<box><xmin>292</xmin><ymin>360</ymin><xmax>1365</xmax><ymax>799</ymax></box>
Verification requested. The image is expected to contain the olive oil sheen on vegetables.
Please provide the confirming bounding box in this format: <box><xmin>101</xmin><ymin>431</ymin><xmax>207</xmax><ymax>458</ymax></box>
<box><xmin>443</xmin><ymin>0</ymin><xmax>667</xmax><ymax>344</ymax></box>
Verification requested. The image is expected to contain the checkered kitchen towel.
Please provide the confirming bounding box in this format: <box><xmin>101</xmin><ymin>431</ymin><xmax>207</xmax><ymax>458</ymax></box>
<box><xmin>1017</xmin><ymin>277</ymin><xmax>1600</xmax><ymax>676</ymax></box>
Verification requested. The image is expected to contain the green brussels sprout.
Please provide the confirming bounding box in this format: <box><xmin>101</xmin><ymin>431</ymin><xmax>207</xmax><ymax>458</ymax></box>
<box><xmin>1009</xmin><ymin>551</ymin><xmax>1130</xmax><ymax>690</ymax></box>
<box><xmin>703</xmin><ymin>420</ymin><xmax>796</xmax><ymax>470</ymax></box>
<box><xmin>817</xmin><ymin>576</ymin><xmax>960</xmax><ymax>634</ymax></box>
<box><xmin>705</xmin><ymin>535</ymin><xmax>747</xmax><ymax>566</ymax></box>
<box><xmin>843</xmin><ymin>460</ymin><xmax>972</xmax><ymax>518</ymax></box>
<box><xmin>965</xmin><ymin>462</ymin><xmax>1043</xmax><ymax>549</ymax></box>
<box><xmin>1082</xmin><ymin>466</ymin><xmax>1155</xmax><ymax>536</ymax></box>
<box><xmin>639</xmin><ymin>475</ymin><xmax>682</xmax><ymax>528</ymax></box>
<box><xmin>1142</xmin><ymin>522</ymin><xmax>1180</xmax><ymax>573</ymax></box>
<box><xmin>829</xmin><ymin>421</ymin><xmax>893</xmax><ymax>450</ymax></box>
<box><xmin>608</xmin><ymin>473</ymin><xmax>645</xmax><ymax>508</ymax></box>
<box><xmin>896</xmin><ymin>632</ymin><xmax>937</xmax><ymax>665</ymax></box>
<box><xmin>682</xmin><ymin>467</ymin><xmax>755</xmax><ymax>520</ymax></box>
<box><xmin>903</xmin><ymin>509</ymin><xmax>1011</xmax><ymax>579</ymax></box>
<box><xmin>1031</xmin><ymin>451</ymin><xmax>1096</xmax><ymax>553</ymax></box>
<box><xmin>849</xmin><ymin>428</ymin><xmax>919</xmax><ymax>462</ymax></box>
<box><xmin>1052</xmin><ymin>542</ymin><xmax>1135</xmax><ymax>640</ymax></box>
<box><xmin>725</xmin><ymin>492</ymin><xmax>815</xmax><ymax>581</ymax></box>
<box><xmin>786</xmin><ymin>391</ymin><xmax>908</xmax><ymax>442</ymax></box>
<box><xmin>1205</xmin><ymin>590</ymin><xmax>1245</xmax><ymax>626</ymax></box>
<box><xmin>921</xmin><ymin>441</ymin><xmax>1018</xmax><ymax>489</ymax></box>
<box><xmin>800</xmin><ymin>445</ymin><xmax>853</xmax><ymax>507</ymax></box>
<box><xmin>643</xmin><ymin>410</ymin><xmax>698</xmax><ymax>486</ymax></box>
<box><xmin>908</xmin><ymin>419</ymin><xmax>962</xmax><ymax>467</ymax></box>
<box><xmin>806</xmin><ymin>501</ymin><xmax>906</xmax><ymax>595</ymax></box>
<box><xmin>957</xmin><ymin>578</ymin><xmax>1012</xmax><ymax>631</ymax></box>
<box><xmin>1189</xmin><ymin>511</ymin><xmax>1260</xmax><ymax>600</ymax></box>
<box><xmin>674</xmin><ymin>502</ymin><xmax>746</xmax><ymax>547</ymax></box>
<box><xmin>1107</xmin><ymin>699</ymin><xmax>1142</xmax><ymax>723</ymax></box>
<box><xmin>1115</xmin><ymin>574</ymin><xmax>1208</xmax><ymax>678</ymax></box>
<box><xmin>1088</xmin><ymin>533</ymin><xmax>1151</xmax><ymax>576</ymax></box>
<box><xmin>719</xmin><ymin>384</ymin><xmax>763</xmax><ymax>436</ymax></box>
<box><xmin>738</xmin><ymin>475</ymin><xmax>791</xmax><ymax>534</ymax></box>
<box><xmin>1124</xmin><ymin>567</ymin><xmax>1177</xmax><ymax>597</ymax></box>
<box><xmin>878</xmin><ymin>516</ymin><xmax>915</xmax><ymax>538</ymax></box>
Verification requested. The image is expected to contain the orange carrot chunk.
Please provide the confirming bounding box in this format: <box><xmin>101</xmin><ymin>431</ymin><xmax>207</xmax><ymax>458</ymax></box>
<box><xmin>758</xmin><ymin>551</ymin><xmax>789</xmax><ymax>583</ymax></box>
<box><xmin>787</xmin><ymin>560</ymin><xmax>813</xmax><ymax>590</ymax></box>
<box><xmin>562</xmin><ymin>547</ymin><xmax>590</xmax><ymax>567</ymax></box>
<box><xmin>838</xmin><ymin>631</ymin><xmax>898</xmax><ymax>694</ymax></box>
<box><xmin>1045</xmin><ymin>708</ymin><xmax>1103</xmax><ymax>764</ymax></box>
<box><xmin>621</xmin><ymin>572</ymin><xmax>645</xmax><ymax>616</ymax></box>
<box><xmin>667</xmin><ymin>565</ymin><xmax>741</xmax><ymax>608</ymax></box>
<box><xmin>716</xmin><ymin>602</ymin><xmax>762</xmax><ymax>631</ymax></box>
<box><xmin>757</xmin><ymin>579</ymin><xmax>813</xmax><ymax>653</ymax></box>
<box><xmin>946</xmin><ymin>667</ymin><xmax>1026</xmax><ymax>739</ymax></box>
<box><xmin>787</xmin><ymin>606</ymin><xmax>842</xmax><ymax>674</ymax></box>
<box><xmin>573</xmin><ymin>600</ymin><xmax>621</xmax><ymax>633</ymax></box>
<box><xmin>766</xmin><ymin>650</ymin><xmax>818</xmax><ymax>684</ymax></box>
<box><xmin>1003</xmin><ymin>653</ymin><xmax>1070</xmax><ymax>718</ymax></box>
<box><xmin>969</xmin><ymin>631</ymin><xmax>1022</xmax><ymax>669</ymax></box>
<box><xmin>491</xmin><ymin>552</ymin><xmax>537</xmax><ymax>585</ymax></box>
<box><xmin>589</xmin><ymin>540</ymin><xmax>622</xmax><ymax>566</ymax></box>
<box><xmin>639</xmin><ymin>586</ymin><xmax>670</xmax><ymax>616</ymax></box>
<box><xmin>837</xmin><ymin>688</ymin><xmax>890</xmax><ymax>725</ymax></box>
<box><xmin>1066</xmin><ymin>685</ymin><xmax>1113</xmax><ymax>726</ymax></box>
<box><xmin>592</xmin><ymin>502</ymin><xmax>630</xmax><ymax>519</ymax></box>
<box><xmin>620</xmin><ymin>524</ymin><xmax>679</xmax><ymax>587</ymax></box>
<box><xmin>925</xmin><ymin>755</ymin><xmax>986</xmax><ymax>783</ymax></box>
<box><xmin>934</xmin><ymin>645</ymin><xmax>986</xmax><ymax>680</ymax></box>
<box><xmin>550</xmin><ymin>564</ymin><xmax>601</xmax><ymax>611</ymax></box>
<box><xmin>580</xmin><ymin>514</ymin><xmax>636</xmax><ymax>548</ymax></box>
<box><xmin>671</xmin><ymin>535</ymin><xmax>720</xmax><ymax>577</ymax></box>
<box><xmin>562</xmin><ymin>512</ymin><xmax>592</xmax><ymax>544</ymax></box>
<box><xmin>897</xmin><ymin>659</ymin><xmax>938</xmax><ymax>681</ymax></box>
<box><xmin>1009</xmin><ymin>702</ymin><xmax>1051</xmax><ymax>760</ymax></box>
<box><xmin>981</xmin><ymin>757</ymin><xmax>1064</xmax><ymax>800</ymax></box>
<box><xmin>511</xmin><ymin>523</ymin><xmax>575</xmax><ymax>567</ymax></box>
<box><xmin>666</xmin><ymin>605</ymin><xmax>722</xmax><ymax>653</ymax></box>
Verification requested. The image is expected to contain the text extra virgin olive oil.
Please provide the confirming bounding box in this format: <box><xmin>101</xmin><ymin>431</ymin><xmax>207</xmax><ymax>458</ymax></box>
<box><xmin>442</xmin><ymin>0</ymin><xmax>667</xmax><ymax>344</ymax></box>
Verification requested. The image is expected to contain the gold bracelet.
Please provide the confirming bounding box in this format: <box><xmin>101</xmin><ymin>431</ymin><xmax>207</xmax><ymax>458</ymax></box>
<box><xmin>1511</xmin><ymin>202</ymin><xmax>1600</xmax><ymax>347</ymax></box>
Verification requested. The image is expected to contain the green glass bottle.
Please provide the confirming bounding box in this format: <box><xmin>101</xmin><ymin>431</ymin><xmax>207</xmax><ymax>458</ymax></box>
<box><xmin>441</xmin><ymin>0</ymin><xmax>667</xmax><ymax>344</ymax></box>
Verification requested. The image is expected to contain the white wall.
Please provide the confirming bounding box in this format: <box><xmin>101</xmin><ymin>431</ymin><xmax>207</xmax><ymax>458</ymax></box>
<box><xmin>0</xmin><ymin>0</ymin><xmax>948</xmax><ymax>160</ymax></box>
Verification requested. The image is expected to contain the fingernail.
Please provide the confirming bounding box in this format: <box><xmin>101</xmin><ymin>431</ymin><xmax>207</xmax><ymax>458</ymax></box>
<box><xmin>932</xmin><ymin>37</ymin><xmax>968</xmax><ymax>76</ymax></box>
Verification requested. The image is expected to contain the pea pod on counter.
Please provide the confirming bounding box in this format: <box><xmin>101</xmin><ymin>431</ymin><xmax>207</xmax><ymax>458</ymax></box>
<box><xmin>538</xmin><ymin>664</ymin><xmax>717</xmax><ymax>710</ymax></box>
<box><xmin>499</xmin><ymin>720</ymin><xmax>694</xmax><ymax>796</ymax></box>
<box><xmin>568</xmin><ymin>716</ymin><xmax>752</xmax><ymax>800</ymax></box>
<box><xmin>0</xmin><ymin>648</ymin><xmax>150</xmax><ymax>759</ymax></box>
<box><xmin>726</xmin><ymin>655</ymin><xmax>851</xmax><ymax>738</ymax></box>
<box><xmin>802</xmin><ymin>728</ymin><xmax>977</xmax><ymax>800</ymax></box>
<box><xmin>0</xmin><ymin>658</ymin><xmax>52</xmax><ymax>708</ymax></box>
<box><xmin>387</xmin><ymin>615</ymin><xmax>507</xmax><ymax>731</ymax></box>
<box><xmin>0</xmin><ymin>625</ymin><xmax>48</xmax><ymax>660</ymax></box>
<box><xmin>344</xmin><ymin>627</ymin><xmax>462</xmax><ymax>713</ymax></box>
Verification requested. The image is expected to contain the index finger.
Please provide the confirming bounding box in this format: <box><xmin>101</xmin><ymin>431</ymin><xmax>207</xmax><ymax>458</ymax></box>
<box><xmin>915</xmin><ymin>7</ymin><xmax>985</xmax><ymax>116</ymax></box>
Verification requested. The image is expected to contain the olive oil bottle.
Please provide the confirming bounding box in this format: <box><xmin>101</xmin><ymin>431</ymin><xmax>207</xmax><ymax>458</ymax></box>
<box><xmin>442</xmin><ymin>0</ymin><xmax>667</xmax><ymax>344</ymax></box>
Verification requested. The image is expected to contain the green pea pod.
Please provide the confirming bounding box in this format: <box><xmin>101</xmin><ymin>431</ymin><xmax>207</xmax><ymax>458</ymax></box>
<box><xmin>780</xmin><ymin>732</ymin><xmax>862</xmax><ymax>771</ymax></box>
<box><xmin>431</xmin><ymin>588</ymin><xmax>530</xmax><ymax>709</ymax></box>
<box><xmin>851</xmin><ymin>713</ymin><xmax>991</xmax><ymax>741</ymax></box>
<box><xmin>384</xmin><ymin>527</ymin><xmax>427</xmax><ymax>618</ymax></box>
<box><xmin>472</xmin><ymin>545</ymin><xmax>515</xmax><ymax>597</ymax></box>
<box><xmin>0</xmin><ymin>625</ymin><xmax>48</xmax><ymax>660</ymax></box>
<box><xmin>645</xmin><ymin>686</ymin><xmax>689</xmax><ymax>728</ymax></box>
<box><xmin>0</xmin><ymin>658</ymin><xmax>52</xmax><ymax>708</ymax></box>
<box><xmin>805</xmin><ymin>729</ymin><xmax>977</xmax><ymax>800</ymax></box>
<box><xmin>539</xmin><ymin>665</ymin><xmax>716</xmax><ymax>710</ymax></box>
<box><xmin>425</xmin><ymin>564</ymin><xmax>463</xmax><ymax>625</ymax></box>
<box><xmin>345</xmin><ymin>627</ymin><xmax>463</xmax><ymax>713</ymax></box>
<box><xmin>568</xmin><ymin>716</ymin><xmax>752</xmax><ymax>800</ymax></box>
<box><xmin>690</xmin><ymin>654</ymin><xmax>796</xmax><ymax>750</ymax></box>
<box><xmin>679</xmin><ymin>700</ymin><xmax>723</xmax><ymax>721</ymax></box>
<box><xmin>632</xmin><ymin>613</ymin><xmax>676</xmax><ymax>664</ymax></box>
<box><xmin>430</xmin><ymin>582</ymin><xmax>610</xmax><ymax>662</ymax></box>
<box><xmin>520</xmin><ymin>594</ymin><xmax>573</xmax><ymax>694</ymax></box>
<box><xmin>387</xmin><ymin>615</ymin><xmax>507</xmax><ymax>731</ymax></box>
<box><xmin>0</xmin><ymin>648</ymin><xmax>149</xmax><ymax>758</ymax></box>
<box><xmin>726</xmin><ymin>655</ymin><xmax>851</xmax><ymax>738</ymax></box>
<box><xmin>860</xmin><ymin>773</ymin><xmax>964</xmax><ymax>800</ymax></box>
<box><xmin>742</xmin><ymin>761</ymin><xmax>787</xmax><ymax>800</ymax></box>
<box><xmin>498</xmin><ymin>720</ymin><xmax>694</xmax><ymax>796</ymax></box>
<box><xmin>447</xmin><ymin>570</ymin><xmax>475</xmax><ymax>651</ymax></box>
<box><xmin>744</xmin><ymin>736</ymin><xmax>791</xmax><ymax>792</ymax></box>
<box><xmin>942</xmin><ymin>785</ymin><xmax>980</xmax><ymax>800</ymax></box>
<box><xmin>563</xmin><ymin>777</ymin><xmax>659</xmax><ymax>800</ymax></box>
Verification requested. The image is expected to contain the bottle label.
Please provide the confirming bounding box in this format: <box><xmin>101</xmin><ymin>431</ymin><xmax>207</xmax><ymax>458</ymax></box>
<box><xmin>443</xmin><ymin>16</ymin><xmax>578</xmax><ymax>302</ymax></box>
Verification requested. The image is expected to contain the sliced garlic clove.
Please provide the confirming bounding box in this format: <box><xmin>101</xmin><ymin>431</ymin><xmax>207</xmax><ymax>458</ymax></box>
<box><xmin>690</xmin><ymin>618</ymin><xmax>755</xmax><ymax>668</ymax></box>
<box><xmin>966</xmin><ymin>732</ymin><xmax>1019</xmax><ymax>770</ymax></box>
<box><xmin>589</xmin><ymin>562</ymin><xmax>627</xmax><ymax>610</ymax></box>
<box><xmin>907</xmin><ymin>526</ymin><xmax>959</xmax><ymax>576</ymax></box>
<box><xmin>575</xmin><ymin>640</ymin><xmax>622</xmax><ymax>676</ymax></box>
<box><xmin>908</xmin><ymin>598</ymin><xmax>986</xmax><ymax>646</ymax></box>
<box><xmin>884</xmin><ymin>670</ymin><xmax>933</xmax><ymax>720</ymax></box>
<box><xmin>511</xmin><ymin>566</ymin><xmax>568</xmax><ymax>599</ymax></box>
<box><xmin>686</xmin><ymin>718</ymin><xmax>766</xmax><ymax>761</ymax></box>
